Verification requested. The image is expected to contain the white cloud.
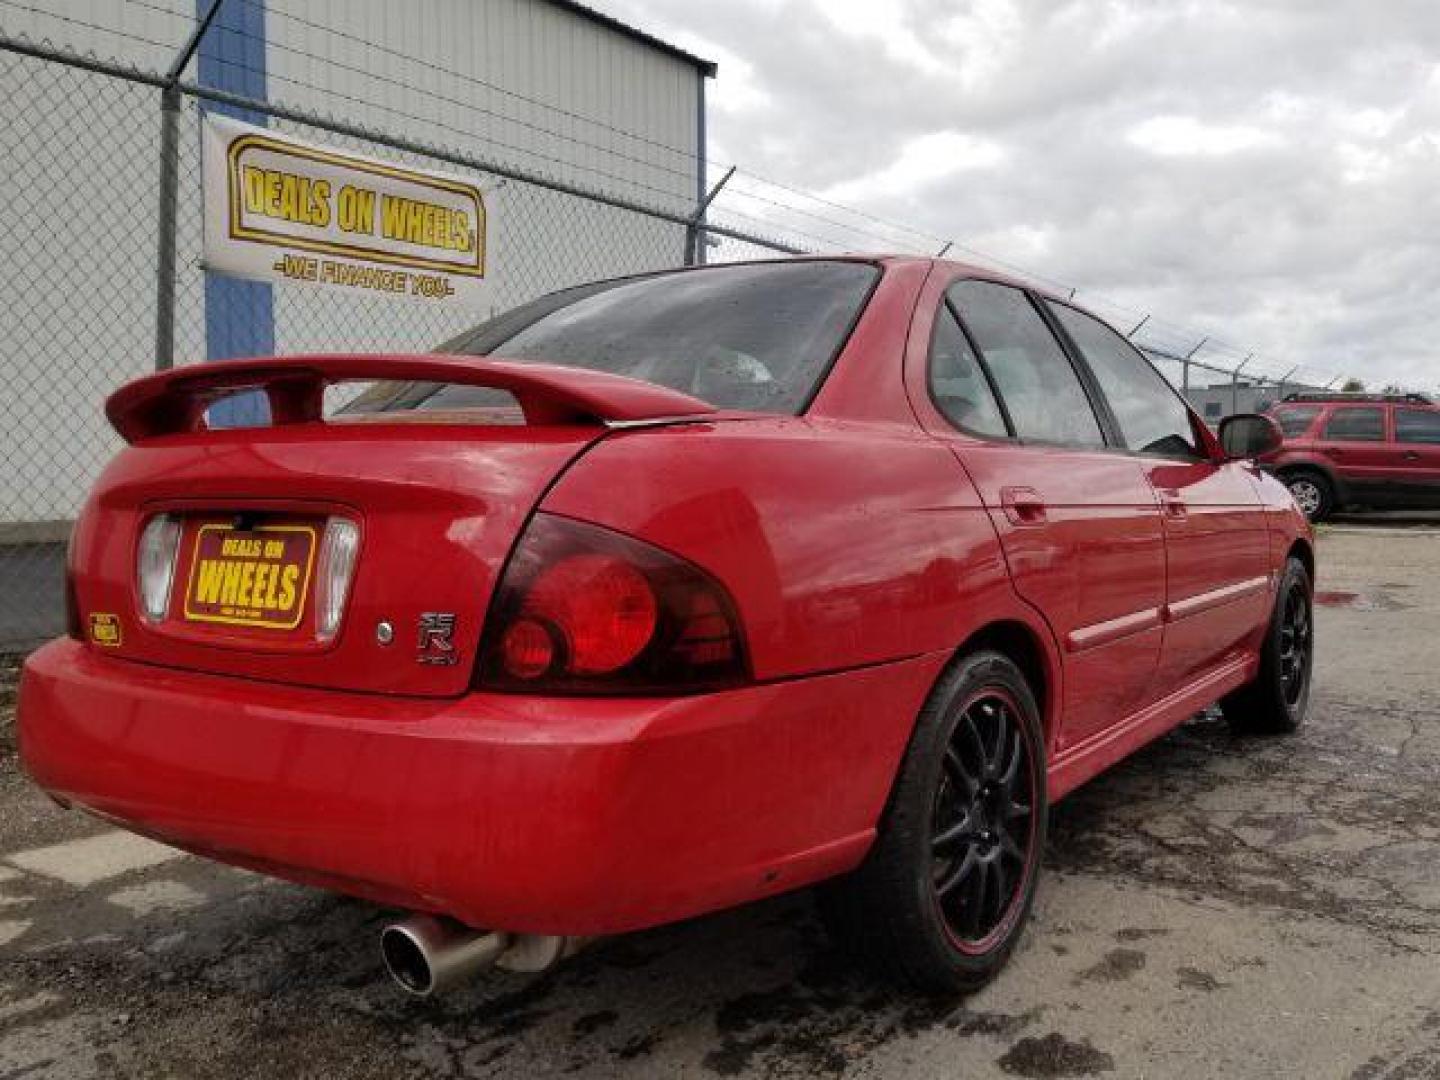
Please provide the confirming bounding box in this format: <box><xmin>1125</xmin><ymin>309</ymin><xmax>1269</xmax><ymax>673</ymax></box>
<box><xmin>822</xmin><ymin>130</ymin><xmax>1005</xmax><ymax>204</ymax></box>
<box><xmin>1127</xmin><ymin>115</ymin><xmax>1280</xmax><ymax>157</ymax></box>
<box><xmin>589</xmin><ymin>0</ymin><xmax>1440</xmax><ymax>389</ymax></box>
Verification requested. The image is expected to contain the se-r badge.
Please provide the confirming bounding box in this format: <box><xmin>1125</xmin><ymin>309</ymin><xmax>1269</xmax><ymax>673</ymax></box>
<box><xmin>417</xmin><ymin>612</ymin><xmax>458</xmax><ymax>665</ymax></box>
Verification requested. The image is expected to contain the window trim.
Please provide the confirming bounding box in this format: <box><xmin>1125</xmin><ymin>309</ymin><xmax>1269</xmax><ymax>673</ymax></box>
<box><xmin>925</xmin><ymin>298</ymin><xmax>1018</xmax><ymax>440</ymax></box>
<box><xmin>942</xmin><ymin>278</ymin><xmax>1112</xmax><ymax>451</ymax></box>
<box><xmin>1272</xmin><ymin>404</ymin><xmax>1323</xmax><ymax>438</ymax></box>
<box><xmin>1394</xmin><ymin>407</ymin><xmax>1440</xmax><ymax>445</ymax></box>
<box><xmin>794</xmin><ymin>262</ymin><xmax>886</xmax><ymax>415</ymax></box>
<box><xmin>1042</xmin><ymin>297</ymin><xmax>1209</xmax><ymax>462</ymax></box>
<box><xmin>1320</xmin><ymin>404</ymin><xmax>1388</xmax><ymax>443</ymax></box>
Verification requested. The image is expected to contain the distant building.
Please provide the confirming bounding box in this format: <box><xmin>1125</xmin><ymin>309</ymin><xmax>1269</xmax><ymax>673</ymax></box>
<box><xmin>1184</xmin><ymin>380</ymin><xmax>1328</xmax><ymax>423</ymax></box>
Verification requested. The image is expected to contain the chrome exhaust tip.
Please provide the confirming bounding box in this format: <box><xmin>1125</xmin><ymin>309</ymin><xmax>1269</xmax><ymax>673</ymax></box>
<box><xmin>380</xmin><ymin>915</ymin><xmax>510</xmax><ymax>998</ymax></box>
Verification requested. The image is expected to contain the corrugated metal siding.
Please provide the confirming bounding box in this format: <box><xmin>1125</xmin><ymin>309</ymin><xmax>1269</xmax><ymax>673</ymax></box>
<box><xmin>264</xmin><ymin>0</ymin><xmax>699</xmax><ymax>210</ymax></box>
<box><xmin>258</xmin><ymin>0</ymin><xmax>702</xmax><ymax>353</ymax></box>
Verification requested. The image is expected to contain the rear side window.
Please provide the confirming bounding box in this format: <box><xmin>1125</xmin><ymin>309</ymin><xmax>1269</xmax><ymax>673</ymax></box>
<box><xmin>1047</xmin><ymin>302</ymin><xmax>1200</xmax><ymax>459</ymax></box>
<box><xmin>1396</xmin><ymin>408</ymin><xmax>1440</xmax><ymax>444</ymax></box>
<box><xmin>947</xmin><ymin>281</ymin><xmax>1105</xmax><ymax>448</ymax></box>
<box><xmin>1322</xmin><ymin>407</ymin><xmax>1385</xmax><ymax>441</ymax></box>
<box><xmin>927</xmin><ymin>305</ymin><xmax>1008</xmax><ymax>437</ymax></box>
<box><xmin>1273</xmin><ymin>405</ymin><xmax>1321</xmax><ymax>436</ymax></box>
<box><xmin>354</xmin><ymin>261</ymin><xmax>878</xmax><ymax>415</ymax></box>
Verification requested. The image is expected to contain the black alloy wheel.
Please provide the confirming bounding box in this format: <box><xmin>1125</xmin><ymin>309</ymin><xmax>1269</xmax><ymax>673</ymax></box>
<box><xmin>1223</xmin><ymin>556</ymin><xmax>1314</xmax><ymax>735</ymax></box>
<box><xmin>819</xmin><ymin>650</ymin><xmax>1047</xmax><ymax>993</ymax></box>
<box><xmin>930</xmin><ymin>690</ymin><xmax>1036</xmax><ymax>953</ymax></box>
<box><xmin>1277</xmin><ymin>583</ymin><xmax>1312</xmax><ymax>710</ymax></box>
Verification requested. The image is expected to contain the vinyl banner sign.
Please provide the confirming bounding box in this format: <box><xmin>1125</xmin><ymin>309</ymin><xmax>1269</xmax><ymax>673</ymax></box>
<box><xmin>202</xmin><ymin>115</ymin><xmax>490</xmax><ymax>308</ymax></box>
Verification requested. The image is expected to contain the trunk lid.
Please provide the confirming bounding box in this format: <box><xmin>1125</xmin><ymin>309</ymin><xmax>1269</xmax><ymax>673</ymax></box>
<box><xmin>70</xmin><ymin>354</ymin><xmax>714</xmax><ymax>696</ymax></box>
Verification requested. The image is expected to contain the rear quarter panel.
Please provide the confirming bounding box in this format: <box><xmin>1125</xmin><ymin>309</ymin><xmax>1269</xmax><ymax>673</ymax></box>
<box><xmin>540</xmin><ymin>417</ymin><xmax>1048</xmax><ymax>683</ymax></box>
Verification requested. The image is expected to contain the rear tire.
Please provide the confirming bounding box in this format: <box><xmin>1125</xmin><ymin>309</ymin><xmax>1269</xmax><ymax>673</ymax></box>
<box><xmin>1223</xmin><ymin>557</ymin><xmax>1313</xmax><ymax>735</ymax></box>
<box><xmin>1283</xmin><ymin>470</ymin><xmax>1333</xmax><ymax>523</ymax></box>
<box><xmin>820</xmin><ymin>650</ymin><xmax>1047</xmax><ymax>994</ymax></box>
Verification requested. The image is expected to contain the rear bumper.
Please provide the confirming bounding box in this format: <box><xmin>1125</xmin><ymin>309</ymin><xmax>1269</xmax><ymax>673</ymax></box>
<box><xmin>19</xmin><ymin>638</ymin><xmax>941</xmax><ymax>935</ymax></box>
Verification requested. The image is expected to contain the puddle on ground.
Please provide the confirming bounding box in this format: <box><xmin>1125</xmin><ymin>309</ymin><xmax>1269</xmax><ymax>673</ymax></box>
<box><xmin>1314</xmin><ymin>589</ymin><xmax>1410</xmax><ymax>611</ymax></box>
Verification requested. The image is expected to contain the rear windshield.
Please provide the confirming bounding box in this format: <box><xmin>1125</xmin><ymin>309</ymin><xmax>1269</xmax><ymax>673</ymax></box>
<box><xmin>345</xmin><ymin>260</ymin><xmax>879</xmax><ymax>415</ymax></box>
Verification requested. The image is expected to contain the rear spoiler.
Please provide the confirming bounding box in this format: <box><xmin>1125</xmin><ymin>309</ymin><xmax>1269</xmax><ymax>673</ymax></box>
<box><xmin>105</xmin><ymin>354</ymin><xmax>716</xmax><ymax>443</ymax></box>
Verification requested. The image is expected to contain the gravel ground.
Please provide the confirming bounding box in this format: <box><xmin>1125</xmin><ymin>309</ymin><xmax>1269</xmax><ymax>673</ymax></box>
<box><xmin>1</xmin><ymin>522</ymin><xmax>1438</xmax><ymax>1079</ymax></box>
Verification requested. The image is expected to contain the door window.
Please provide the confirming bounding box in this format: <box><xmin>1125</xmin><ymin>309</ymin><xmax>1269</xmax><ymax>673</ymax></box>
<box><xmin>1047</xmin><ymin>302</ymin><xmax>1201</xmax><ymax>459</ymax></box>
<box><xmin>1321</xmin><ymin>407</ymin><xmax>1385</xmax><ymax>441</ymax></box>
<box><xmin>1396</xmin><ymin>408</ymin><xmax>1440</xmax><ymax>444</ymax></box>
<box><xmin>1273</xmin><ymin>405</ymin><xmax>1321</xmax><ymax>436</ymax></box>
<box><xmin>927</xmin><ymin>305</ymin><xmax>1009</xmax><ymax>437</ymax></box>
<box><xmin>947</xmin><ymin>281</ymin><xmax>1105</xmax><ymax>447</ymax></box>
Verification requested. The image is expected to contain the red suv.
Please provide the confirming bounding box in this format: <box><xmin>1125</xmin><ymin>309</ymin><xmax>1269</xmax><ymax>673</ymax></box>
<box><xmin>1264</xmin><ymin>393</ymin><xmax>1440</xmax><ymax>521</ymax></box>
<box><xmin>19</xmin><ymin>258</ymin><xmax>1312</xmax><ymax>997</ymax></box>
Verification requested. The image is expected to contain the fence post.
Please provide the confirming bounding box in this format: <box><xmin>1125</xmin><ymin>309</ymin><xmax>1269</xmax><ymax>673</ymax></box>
<box><xmin>154</xmin><ymin>0</ymin><xmax>227</xmax><ymax>370</ymax></box>
<box><xmin>1182</xmin><ymin>337</ymin><xmax>1207</xmax><ymax>394</ymax></box>
<box><xmin>1277</xmin><ymin>366</ymin><xmax>1299</xmax><ymax>402</ymax></box>
<box><xmin>154</xmin><ymin>85</ymin><xmax>182</xmax><ymax>371</ymax></box>
<box><xmin>686</xmin><ymin>165</ymin><xmax>735</xmax><ymax>266</ymax></box>
<box><xmin>1231</xmin><ymin>353</ymin><xmax>1253</xmax><ymax>416</ymax></box>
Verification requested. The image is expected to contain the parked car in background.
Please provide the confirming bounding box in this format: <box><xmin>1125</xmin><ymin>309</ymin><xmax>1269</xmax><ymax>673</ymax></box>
<box><xmin>1263</xmin><ymin>392</ymin><xmax>1440</xmax><ymax>521</ymax></box>
<box><xmin>18</xmin><ymin>257</ymin><xmax>1313</xmax><ymax>998</ymax></box>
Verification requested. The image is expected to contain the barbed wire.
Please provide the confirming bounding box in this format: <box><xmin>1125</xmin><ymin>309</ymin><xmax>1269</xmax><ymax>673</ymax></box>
<box><xmin>245</xmin><ymin>0</ymin><xmax>706</xmax><ymax>164</ymax></box>
<box><xmin>115</xmin><ymin>0</ymin><xmax>709</xmax><ymax>196</ymax></box>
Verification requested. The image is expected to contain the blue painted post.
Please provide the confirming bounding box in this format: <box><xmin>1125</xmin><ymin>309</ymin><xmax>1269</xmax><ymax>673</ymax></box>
<box><xmin>198</xmin><ymin>0</ymin><xmax>272</xmax><ymax>425</ymax></box>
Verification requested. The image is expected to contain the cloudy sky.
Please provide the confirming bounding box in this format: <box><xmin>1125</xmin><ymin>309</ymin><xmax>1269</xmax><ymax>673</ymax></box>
<box><xmin>596</xmin><ymin>0</ymin><xmax>1440</xmax><ymax>390</ymax></box>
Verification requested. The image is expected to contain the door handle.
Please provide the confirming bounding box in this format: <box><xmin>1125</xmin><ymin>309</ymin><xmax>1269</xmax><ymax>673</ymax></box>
<box><xmin>1159</xmin><ymin>489</ymin><xmax>1187</xmax><ymax>519</ymax></box>
<box><xmin>1404</xmin><ymin>450</ymin><xmax>1421</xmax><ymax>461</ymax></box>
<box><xmin>1000</xmin><ymin>486</ymin><xmax>1047</xmax><ymax>526</ymax></box>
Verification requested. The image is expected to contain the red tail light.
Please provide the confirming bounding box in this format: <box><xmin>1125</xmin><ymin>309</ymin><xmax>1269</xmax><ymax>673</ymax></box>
<box><xmin>478</xmin><ymin>514</ymin><xmax>749</xmax><ymax>694</ymax></box>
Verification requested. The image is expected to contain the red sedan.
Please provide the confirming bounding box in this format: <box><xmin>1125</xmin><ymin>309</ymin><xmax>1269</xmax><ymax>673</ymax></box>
<box><xmin>18</xmin><ymin>257</ymin><xmax>1313</xmax><ymax>996</ymax></box>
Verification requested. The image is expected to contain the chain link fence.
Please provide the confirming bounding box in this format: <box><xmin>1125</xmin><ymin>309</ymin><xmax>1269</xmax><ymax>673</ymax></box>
<box><xmin>2</xmin><ymin>44</ymin><xmax>166</xmax><ymax>647</ymax></box>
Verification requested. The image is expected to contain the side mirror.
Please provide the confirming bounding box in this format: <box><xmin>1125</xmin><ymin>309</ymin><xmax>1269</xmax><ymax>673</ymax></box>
<box><xmin>1218</xmin><ymin>413</ymin><xmax>1283</xmax><ymax>460</ymax></box>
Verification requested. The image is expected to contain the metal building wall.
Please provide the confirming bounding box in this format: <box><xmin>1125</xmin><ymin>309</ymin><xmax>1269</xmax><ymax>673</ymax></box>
<box><xmin>266</xmin><ymin>0</ymin><xmax>700</xmax><ymax>205</ymax></box>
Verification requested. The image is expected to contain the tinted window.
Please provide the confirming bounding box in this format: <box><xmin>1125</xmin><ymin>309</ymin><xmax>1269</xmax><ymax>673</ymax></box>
<box><xmin>947</xmin><ymin>281</ymin><xmax>1104</xmax><ymax>447</ymax></box>
<box><xmin>1273</xmin><ymin>405</ymin><xmax>1321</xmax><ymax>436</ymax></box>
<box><xmin>1322</xmin><ymin>407</ymin><xmax>1385</xmax><ymax>441</ymax></box>
<box><xmin>1396</xmin><ymin>408</ymin><xmax>1440</xmax><ymax>444</ymax></box>
<box><xmin>1049</xmin><ymin>302</ymin><xmax>1199</xmax><ymax>458</ymax></box>
<box><xmin>928</xmin><ymin>305</ymin><xmax>1008</xmax><ymax>437</ymax></box>
<box><xmin>349</xmin><ymin>261</ymin><xmax>878</xmax><ymax>415</ymax></box>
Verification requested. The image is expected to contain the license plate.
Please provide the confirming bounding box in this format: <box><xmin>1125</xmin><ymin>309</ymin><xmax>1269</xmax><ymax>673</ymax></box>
<box><xmin>182</xmin><ymin>523</ymin><xmax>317</xmax><ymax>630</ymax></box>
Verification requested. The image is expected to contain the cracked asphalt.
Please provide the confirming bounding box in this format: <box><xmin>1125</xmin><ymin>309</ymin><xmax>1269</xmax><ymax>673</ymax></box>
<box><xmin>1</xmin><ymin>521</ymin><xmax>1438</xmax><ymax>1079</ymax></box>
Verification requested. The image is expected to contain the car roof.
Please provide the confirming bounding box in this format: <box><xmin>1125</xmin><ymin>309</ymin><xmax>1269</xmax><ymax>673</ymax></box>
<box><xmin>1279</xmin><ymin>392</ymin><xmax>1434</xmax><ymax>407</ymax></box>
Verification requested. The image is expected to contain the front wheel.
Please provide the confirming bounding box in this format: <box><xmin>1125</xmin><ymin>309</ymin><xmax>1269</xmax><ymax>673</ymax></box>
<box><xmin>1284</xmin><ymin>471</ymin><xmax>1333</xmax><ymax>523</ymax></box>
<box><xmin>820</xmin><ymin>650</ymin><xmax>1047</xmax><ymax>994</ymax></box>
<box><xmin>1223</xmin><ymin>557</ymin><xmax>1313</xmax><ymax>734</ymax></box>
